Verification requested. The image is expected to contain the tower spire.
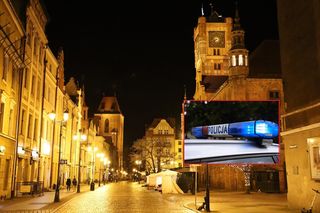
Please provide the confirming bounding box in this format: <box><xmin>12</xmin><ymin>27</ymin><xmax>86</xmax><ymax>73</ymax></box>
<box><xmin>233</xmin><ymin>1</ymin><xmax>241</xmax><ymax>30</ymax></box>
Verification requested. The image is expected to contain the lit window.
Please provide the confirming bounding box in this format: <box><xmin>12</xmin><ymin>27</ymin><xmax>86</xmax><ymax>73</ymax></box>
<box><xmin>239</xmin><ymin>55</ymin><xmax>243</xmax><ymax>66</ymax></box>
<box><xmin>104</xmin><ymin>119</ymin><xmax>109</xmax><ymax>133</ymax></box>
<box><xmin>245</xmin><ymin>55</ymin><xmax>248</xmax><ymax>66</ymax></box>
<box><xmin>231</xmin><ymin>55</ymin><xmax>236</xmax><ymax>66</ymax></box>
<box><xmin>28</xmin><ymin>114</ymin><xmax>33</xmax><ymax>138</ymax></box>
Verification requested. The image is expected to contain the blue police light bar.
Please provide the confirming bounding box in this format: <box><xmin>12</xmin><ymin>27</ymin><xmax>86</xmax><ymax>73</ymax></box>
<box><xmin>191</xmin><ymin>120</ymin><xmax>279</xmax><ymax>139</ymax></box>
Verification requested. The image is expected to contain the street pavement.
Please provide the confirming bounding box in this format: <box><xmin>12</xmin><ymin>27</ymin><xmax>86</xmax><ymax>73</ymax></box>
<box><xmin>0</xmin><ymin>181</ymin><xmax>301</xmax><ymax>213</ymax></box>
<box><xmin>0</xmin><ymin>184</ymin><xmax>93</xmax><ymax>212</ymax></box>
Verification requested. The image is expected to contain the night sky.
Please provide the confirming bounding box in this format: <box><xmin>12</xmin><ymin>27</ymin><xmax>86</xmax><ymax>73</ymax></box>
<box><xmin>42</xmin><ymin>0</ymin><xmax>279</xmax><ymax>153</ymax></box>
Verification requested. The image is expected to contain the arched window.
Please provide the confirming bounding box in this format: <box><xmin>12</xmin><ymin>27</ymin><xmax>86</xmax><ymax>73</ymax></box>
<box><xmin>104</xmin><ymin>119</ymin><xmax>109</xmax><ymax>133</ymax></box>
<box><xmin>245</xmin><ymin>55</ymin><xmax>248</xmax><ymax>66</ymax></box>
<box><xmin>231</xmin><ymin>55</ymin><xmax>236</xmax><ymax>66</ymax></box>
<box><xmin>238</xmin><ymin>55</ymin><xmax>243</xmax><ymax>66</ymax></box>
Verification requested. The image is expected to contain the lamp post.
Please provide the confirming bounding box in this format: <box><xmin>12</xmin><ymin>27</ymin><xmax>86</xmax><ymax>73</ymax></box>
<box><xmin>74</xmin><ymin>133</ymin><xmax>87</xmax><ymax>193</ymax></box>
<box><xmin>49</xmin><ymin>110</ymin><xmax>69</xmax><ymax>203</ymax></box>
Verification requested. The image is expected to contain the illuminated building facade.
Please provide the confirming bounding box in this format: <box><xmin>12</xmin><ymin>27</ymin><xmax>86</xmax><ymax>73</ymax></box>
<box><xmin>94</xmin><ymin>96</ymin><xmax>124</xmax><ymax>171</ymax></box>
<box><xmin>278</xmin><ymin>0</ymin><xmax>320</xmax><ymax>211</ymax></box>
<box><xmin>192</xmin><ymin>5</ymin><xmax>285</xmax><ymax>192</ymax></box>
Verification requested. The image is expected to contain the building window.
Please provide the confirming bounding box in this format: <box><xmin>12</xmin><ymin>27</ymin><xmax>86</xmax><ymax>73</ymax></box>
<box><xmin>213</xmin><ymin>49</ymin><xmax>220</xmax><ymax>56</ymax></box>
<box><xmin>37</xmin><ymin>79</ymin><xmax>41</xmax><ymax>100</ymax></box>
<box><xmin>0</xmin><ymin>102</ymin><xmax>4</xmax><ymax>132</ymax></box>
<box><xmin>269</xmin><ymin>91</ymin><xmax>280</xmax><ymax>99</ymax></box>
<box><xmin>2</xmin><ymin>53</ymin><xmax>9</xmax><ymax>81</ymax></box>
<box><xmin>28</xmin><ymin>114</ymin><xmax>33</xmax><ymax>138</ymax></box>
<box><xmin>20</xmin><ymin>109</ymin><xmax>25</xmax><ymax>135</ymax></box>
<box><xmin>104</xmin><ymin>119</ymin><xmax>109</xmax><ymax>133</ymax></box>
<box><xmin>8</xmin><ymin>108</ymin><xmax>14</xmax><ymax>136</ymax></box>
<box><xmin>178</xmin><ymin>141</ymin><xmax>181</xmax><ymax>145</ymax></box>
<box><xmin>231</xmin><ymin>55</ymin><xmax>236</xmax><ymax>66</ymax></box>
<box><xmin>239</xmin><ymin>55</ymin><xmax>243</xmax><ymax>66</ymax></box>
<box><xmin>245</xmin><ymin>55</ymin><xmax>248</xmax><ymax>66</ymax></box>
<box><xmin>3</xmin><ymin>159</ymin><xmax>9</xmax><ymax>190</ymax></box>
<box><xmin>158</xmin><ymin>130</ymin><xmax>162</xmax><ymax>134</ymax></box>
<box><xmin>178</xmin><ymin>148</ymin><xmax>182</xmax><ymax>153</ymax></box>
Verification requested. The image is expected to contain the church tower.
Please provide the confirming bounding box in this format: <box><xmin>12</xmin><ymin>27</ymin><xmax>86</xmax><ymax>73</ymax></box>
<box><xmin>193</xmin><ymin>4</ymin><xmax>233</xmax><ymax>100</ymax></box>
<box><xmin>228</xmin><ymin>2</ymin><xmax>249</xmax><ymax>79</ymax></box>
<box><xmin>94</xmin><ymin>96</ymin><xmax>124</xmax><ymax>170</ymax></box>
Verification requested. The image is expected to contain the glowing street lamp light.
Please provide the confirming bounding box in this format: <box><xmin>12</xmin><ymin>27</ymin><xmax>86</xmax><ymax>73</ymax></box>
<box><xmin>49</xmin><ymin>110</ymin><xmax>69</xmax><ymax>203</ymax></box>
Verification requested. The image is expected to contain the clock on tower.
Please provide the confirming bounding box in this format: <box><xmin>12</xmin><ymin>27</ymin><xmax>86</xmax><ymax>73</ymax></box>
<box><xmin>209</xmin><ymin>31</ymin><xmax>225</xmax><ymax>48</ymax></box>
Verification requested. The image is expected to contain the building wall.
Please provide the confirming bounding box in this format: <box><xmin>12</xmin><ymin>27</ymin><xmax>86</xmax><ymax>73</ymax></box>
<box><xmin>277</xmin><ymin>0</ymin><xmax>320</xmax><ymax>210</ymax></box>
<box><xmin>193</xmin><ymin>16</ymin><xmax>233</xmax><ymax>100</ymax></box>
<box><xmin>95</xmin><ymin>112</ymin><xmax>124</xmax><ymax>170</ymax></box>
<box><xmin>0</xmin><ymin>0</ymin><xmax>25</xmax><ymax>199</ymax></box>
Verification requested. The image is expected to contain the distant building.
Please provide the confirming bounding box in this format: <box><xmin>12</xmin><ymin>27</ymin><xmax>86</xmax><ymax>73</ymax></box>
<box><xmin>278</xmin><ymin>0</ymin><xmax>320</xmax><ymax>211</ymax></box>
<box><xmin>145</xmin><ymin>118</ymin><xmax>176</xmax><ymax>171</ymax></box>
<box><xmin>192</xmin><ymin>5</ymin><xmax>285</xmax><ymax>192</ymax></box>
<box><xmin>94</xmin><ymin>96</ymin><xmax>124</xmax><ymax>170</ymax></box>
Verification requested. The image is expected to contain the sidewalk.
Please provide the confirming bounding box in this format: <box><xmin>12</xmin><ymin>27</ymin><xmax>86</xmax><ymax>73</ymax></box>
<box><xmin>180</xmin><ymin>191</ymin><xmax>301</xmax><ymax>213</ymax></box>
<box><xmin>0</xmin><ymin>184</ymin><xmax>97</xmax><ymax>212</ymax></box>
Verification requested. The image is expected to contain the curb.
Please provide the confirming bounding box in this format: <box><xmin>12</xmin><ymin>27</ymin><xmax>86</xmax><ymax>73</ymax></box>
<box><xmin>183</xmin><ymin>202</ymin><xmax>200</xmax><ymax>213</ymax></box>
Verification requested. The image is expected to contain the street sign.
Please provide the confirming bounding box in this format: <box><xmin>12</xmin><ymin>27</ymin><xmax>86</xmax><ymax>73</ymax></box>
<box><xmin>60</xmin><ymin>159</ymin><xmax>67</xmax><ymax>164</ymax></box>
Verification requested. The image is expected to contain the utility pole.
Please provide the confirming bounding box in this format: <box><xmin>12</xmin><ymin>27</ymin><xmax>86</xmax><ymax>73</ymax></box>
<box><xmin>205</xmin><ymin>164</ymin><xmax>210</xmax><ymax>212</ymax></box>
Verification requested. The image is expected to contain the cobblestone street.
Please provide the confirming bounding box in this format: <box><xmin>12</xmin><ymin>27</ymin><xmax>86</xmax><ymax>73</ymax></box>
<box><xmin>52</xmin><ymin>182</ymin><xmax>193</xmax><ymax>213</ymax></box>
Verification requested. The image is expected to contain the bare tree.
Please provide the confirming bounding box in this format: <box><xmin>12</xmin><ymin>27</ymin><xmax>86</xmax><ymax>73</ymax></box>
<box><xmin>130</xmin><ymin>136</ymin><xmax>174</xmax><ymax>174</ymax></box>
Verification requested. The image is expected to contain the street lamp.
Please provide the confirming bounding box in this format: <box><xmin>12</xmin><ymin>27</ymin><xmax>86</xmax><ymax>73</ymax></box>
<box><xmin>49</xmin><ymin>110</ymin><xmax>69</xmax><ymax>203</ymax></box>
<box><xmin>74</xmin><ymin>133</ymin><xmax>87</xmax><ymax>193</ymax></box>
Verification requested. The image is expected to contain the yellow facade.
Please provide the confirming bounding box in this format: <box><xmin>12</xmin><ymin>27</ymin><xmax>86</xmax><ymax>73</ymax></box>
<box><xmin>145</xmin><ymin>118</ymin><xmax>176</xmax><ymax>172</ymax></box>
<box><xmin>0</xmin><ymin>0</ymin><xmax>25</xmax><ymax>199</ymax></box>
<box><xmin>0</xmin><ymin>0</ymin><xmax>106</xmax><ymax>199</ymax></box>
<box><xmin>95</xmin><ymin>96</ymin><xmax>124</xmax><ymax>170</ymax></box>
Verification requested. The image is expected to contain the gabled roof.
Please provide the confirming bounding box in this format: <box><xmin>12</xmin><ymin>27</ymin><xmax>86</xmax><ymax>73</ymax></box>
<box><xmin>149</xmin><ymin>118</ymin><xmax>175</xmax><ymax>129</ymax></box>
<box><xmin>97</xmin><ymin>96</ymin><xmax>122</xmax><ymax>114</ymax></box>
